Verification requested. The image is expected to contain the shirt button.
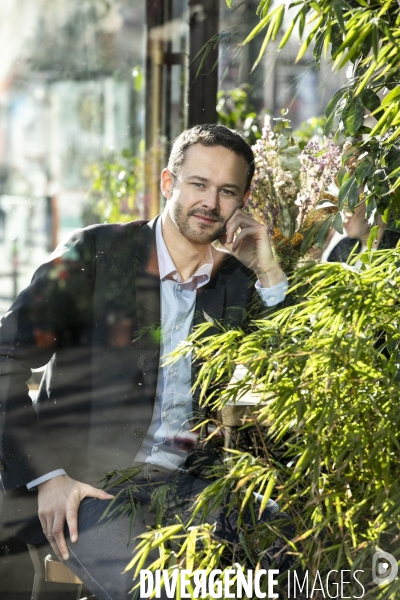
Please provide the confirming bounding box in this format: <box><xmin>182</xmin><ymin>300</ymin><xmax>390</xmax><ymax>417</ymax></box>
<box><xmin>177</xmin><ymin>285</ymin><xmax>181</xmax><ymax>291</ymax></box>
<box><xmin>170</xmin><ymin>367</ymin><xmax>175</xmax><ymax>374</ymax></box>
<box><xmin>269</xmin><ymin>296</ymin><xmax>276</xmax><ymax>303</ymax></box>
<box><xmin>134</xmin><ymin>427</ymin><xmax>143</xmax><ymax>438</ymax></box>
<box><xmin>162</xmin><ymin>412</ymin><xmax>168</xmax><ymax>420</ymax></box>
<box><xmin>153</xmin><ymin>446</ymin><xmax>159</xmax><ymax>453</ymax></box>
<box><xmin>175</xmin><ymin>325</ymin><xmax>180</xmax><ymax>331</ymax></box>
<box><xmin>172</xmin><ymin>274</ymin><xmax>178</xmax><ymax>280</ymax></box>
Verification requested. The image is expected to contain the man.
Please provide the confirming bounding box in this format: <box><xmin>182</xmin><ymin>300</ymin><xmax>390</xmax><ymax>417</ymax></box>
<box><xmin>0</xmin><ymin>125</ymin><xmax>288</xmax><ymax>598</ymax></box>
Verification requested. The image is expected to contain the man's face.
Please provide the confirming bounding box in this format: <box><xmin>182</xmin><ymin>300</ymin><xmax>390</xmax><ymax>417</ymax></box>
<box><xmin>161</xmin><ymin>144</ymin><xmax>250</xmax><ymax>245</ymax></box>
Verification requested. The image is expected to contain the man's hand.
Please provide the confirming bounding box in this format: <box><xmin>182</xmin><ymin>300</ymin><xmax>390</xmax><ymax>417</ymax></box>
<box><xmin>38</xmin><ymin>475</ymin><xmax>114</xmax><ymax>561</ymax></box>
<box><xmin>219</xmin><ymin>209</ymin><xmax>284</xmax><ymax>287</ymax></box>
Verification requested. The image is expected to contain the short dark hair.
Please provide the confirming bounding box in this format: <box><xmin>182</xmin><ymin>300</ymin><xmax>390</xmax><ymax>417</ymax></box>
<box><xmin>168</xmin><ymin>124</ymin><xmax>255</xmax><ymax>193</ymax></box>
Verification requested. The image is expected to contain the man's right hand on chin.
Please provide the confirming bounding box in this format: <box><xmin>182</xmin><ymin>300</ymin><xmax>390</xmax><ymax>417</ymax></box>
<box><xmin>38</xmin><ymin>474</ymin><xmax>114</xmax><ymax>561</ymax></box>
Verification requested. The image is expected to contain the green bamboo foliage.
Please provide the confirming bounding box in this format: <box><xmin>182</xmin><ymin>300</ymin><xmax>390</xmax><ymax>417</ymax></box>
<box><xmin>126</xmin><ymin>249</ymin><xmax>400</xmax><ymax>598</ymax></box>
<box><xmin>229</xmin><ymin>0</ymin><xmax>400</xmax><ymax>232</ymax></box>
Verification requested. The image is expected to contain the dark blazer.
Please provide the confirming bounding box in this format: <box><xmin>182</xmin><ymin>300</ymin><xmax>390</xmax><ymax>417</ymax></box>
<box><xmin>0</xmin><ymin>217</ymin><xmax>257</xmax><ymax>542</ymax></box>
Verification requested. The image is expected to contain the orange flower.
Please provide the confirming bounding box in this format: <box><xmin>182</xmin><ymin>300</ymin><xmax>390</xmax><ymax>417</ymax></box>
<box><xmin>272</xmin><ymin>227</ymin><xmax>284</xmax><ymax>243</ymax></box>
<box><xmin>291</xmin><ymin>233</ymin><xmax>304</xmax><ymax>247</ymax></box>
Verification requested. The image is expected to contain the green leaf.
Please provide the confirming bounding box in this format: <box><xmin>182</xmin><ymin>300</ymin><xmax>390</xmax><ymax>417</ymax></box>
<box><xmin>381</xmin><ymin>86</ymin><xmax>400</xmax><ymax>108</ymax></box>
<box><xmin>249</xmin><ymin>5</ymin><xmax>287</xmax><ymax>69</ymax></box>
<box><xmin>323</xmin><ymin>112</ymin><xmax>336</xmax><ymax>136</ymax></box>
<box><xmin>300</xmin><ymin>219</ymin><xmax>323</xmax><ymax>253</ymax></box>
<box><xmin>330</xmin><ymin>23</ymin><xmax>343</xmax><ymax>57</ymax></box>
<box><xmin>298</xmin><ymin>6</ymin><xmax>306</xmax><ymax>38</ymax></box>
<box><xmin>372</xmin><ymin>25</ymin><xmax>379</xmax><ymax>60</ymax></box>
<box><xmin>389</xmin><ymin>191</ymin><xmax>400</xmax><ymax>220</ymax></box>
<box><xmin>337</xmin><ymin>166</ymin><xmax>348</xmax><ymax>185</ymax></box>
<box><xmin>332</xmin><ymin>0</ymin><xmax>346</xmax><ymax>33</ymax></box>
<box><xmin>361</xmin><ymin>89</ymin><xmax>380</xmax><ymax>113</ymax></box>
<box><xmin>314</xmin><ymin>29</ymin><xmax>325</xmax><ymax>69</ymax></box>
<box><xmin>317</xmin><ymin>214</ymin><xmax>335</xmax><ymax>249</ymax></box>
<box><xmin>338</xmin><ymin>174</ymin><xmax>359</xmax><ymax>209</ymax></box>
<box><xmin>335</xmin><ymin>24</ymin><xmax>372</xmax><ymax>69</ymax></box>
<box><xmin>367</xmin><ymin>225</ymin><xmax>379</xmax><ymax>251</ymax></box>
<box><xmin>355</xmin><ymin>155</ymin><xmax>374</xmax><ymax>185</ymax></box>
<box><xmin>226</xmin><ymin>0</ymin><xmax>232</xmax><ymax>6</ymax></box>
<box><xmin>387</xmin><ymin>147</ymin><xmax>400</xmax><ymax>178</ymax></box>
<box><xmin>365</xmin><ymin>196</ymin><xmax>376</xmax><ymax>219</ymax></box>
<box><xmin>242</xmin><ymin>9</ymin><xmax>276</xmax><ymax>45</ymax></box>
<box><xmin>357</xmin><ymin>126</ymin><xmax>372</xmax><ymax>135</ymax></box>
<box><xmin>257</xmin><ymin>0</ymin><xmax>272</xmax><ymax>17</ymax></box>
<box><xmin>332</xmin><ymin>211</ymin><xmax>344</xmax><ymax>234</ymax></box>
<box><xmin>373</xmin><ymin>168</ymin><xmax>390</xmax><ymax>197</ymax></box>
<box><xmin>359</xmin><ymin>31</ymin><xmax>373</xmax><ymax>60</ymax></box>
<box><xmin>278</xmin><ymin>16</ymin><xmax>296</xmax><ymax>49</ymax></box>
<box><xmin>314</xmin><ymin>200</ymin><xmax>338</xmax><ymax>210</ymax></box>
<box><xmin>296</xmin><ymin>16</ymin><xmax>324</xmax><ymax>63</ymax></box>
<box><xmin>259</xmin><ymin>475</ymin><xmax>275</xmax><ymax>518</ymax></box>
<box><xmin>326</xmin><ymin>88</ymin><xmax>347</xmax><ymax>120</ymax></box>
<box><xmin>342</xmin><ymin>97</ymin><xmax>364</xmax><ymax>136</ymax></box>
<box><xmin>272</xmin><ymin>5</ymin><xmax>285</xmax><ymax>40</ymax></box>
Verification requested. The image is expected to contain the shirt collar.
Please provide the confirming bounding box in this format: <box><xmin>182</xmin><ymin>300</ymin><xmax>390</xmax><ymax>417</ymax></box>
<box><xmin>155</xmin><ymin>214</ymin><xmax>213</xmax><ymax>285</ymax></box>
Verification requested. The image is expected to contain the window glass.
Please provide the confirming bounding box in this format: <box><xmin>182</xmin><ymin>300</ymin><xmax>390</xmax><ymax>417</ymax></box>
<box><xmin>0</xmin><ymin>0</ymin><xmax>146</xmax><ymax>315</ymax></box>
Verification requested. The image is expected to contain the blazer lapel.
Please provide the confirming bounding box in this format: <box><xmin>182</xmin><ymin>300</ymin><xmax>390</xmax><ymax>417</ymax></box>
<box><xmin>133</xmin><ymin>218</ymin><xmax>161</xmax><ymax>395</ymax></box>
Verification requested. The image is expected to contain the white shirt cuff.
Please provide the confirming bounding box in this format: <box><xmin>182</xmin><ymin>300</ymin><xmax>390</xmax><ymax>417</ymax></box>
<box><xmin>255</xmin><ymin>274</ymin><xmax>288</xmax><ymax>306</ymax></box>
<box><xmin>26</xmin><ymin>469</ymin><xmax>67</xmax><ymax>490</ymax></box>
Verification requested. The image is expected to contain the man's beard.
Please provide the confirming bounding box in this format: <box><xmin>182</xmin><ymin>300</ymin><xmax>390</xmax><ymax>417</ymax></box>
<box><xmin>170</xmin><ymin>201</ymin><xmax>226</xmax><ymax>244</ymax></box>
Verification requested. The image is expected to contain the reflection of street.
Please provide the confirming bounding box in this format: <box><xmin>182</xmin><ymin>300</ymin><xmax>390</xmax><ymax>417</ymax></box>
<box><xmin>0</xmin><ymin>196</ymin><xmax>51</xmax><ymax>315</ymax></box>
<box><xmin>0</xmin><ymin>195</ymin><xmax>73</xmax><ymax>598</ymax></box>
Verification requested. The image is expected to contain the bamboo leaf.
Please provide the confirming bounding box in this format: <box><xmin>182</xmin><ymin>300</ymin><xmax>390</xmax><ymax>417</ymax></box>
<box><xmin>370</xmin><ymin>105</ymin><xmax>397</xmax><ymax>136</ymax></box>
<box><xmin>252</xmin><ymin>22</ymin><xmax>275</xmax><ymax>70</ymax></box>
<box><xmin>313</xmin><ymin>29</ymin><xmax>325</xmax><ymax>69</ymax></box>
<box><xmin>241</xmin><ymin>8</ymin><xmax>279</xmax><ymax>46</ymax></box>
<box><xmin>257</xmin><ymin>0</ymin><xmax>272</xmax><ymax>17</ymax></box>
<box><xmin>332</xmin><ymin>0</ymin><xmax>346</xmax><ymax>33</ymax></box>
<box><xmin>296</xmin><ymin>16</ymin><xmax>324</xmax><ymax>63</ymax></box>
<box><xmin>381</xmin><ymin>86</ymin><xmax>400</xmax><ymax>109</ymax></box>
<box><xmin>298</xmin><ymin>6</ymin><xmax>306</xmax><ymax>38</ymax></box>
<box><xmin>258</xmin><ymin>475</ymin><xmax>276</xmax><ymax>518</ymax></box>
<box><xmin>271</xmin><ymin>5</ymin><xmax>285</xmax><ymax>41</ymax></box>
<box><xmin>278</xmin><ymin>16</ymin><xmax>297</xmax><ymax>49</ymax></box>
<box><xmin>372</xmin><ymin>25</ymin><xmax>379</xmax><ymax>60</ymax></box>
<box><xmin>292</xmin><ymin>528</ymin><xmax>316</xmax><ymax>543</ymax></box>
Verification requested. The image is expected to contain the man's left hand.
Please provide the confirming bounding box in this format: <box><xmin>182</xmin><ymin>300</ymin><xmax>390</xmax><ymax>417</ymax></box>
<box><xmin>219</xmin><ymin>209</ymin><xmax>284</xmax><ymax>288</ymax></box>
